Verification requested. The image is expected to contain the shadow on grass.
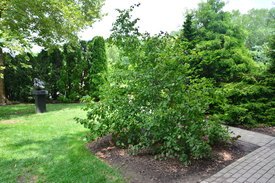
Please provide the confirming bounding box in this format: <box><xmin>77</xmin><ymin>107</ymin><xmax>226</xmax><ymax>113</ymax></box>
<box><xmin>0</xmin><ymin>103</ymin><xmax>85</xmax><ymax>120</ymax></box>
<box><xmin>1</xmin><ymin>132</ymin><xmax>123</xmax><ymax>183</ymax></box>
<box><xmin>6</xmin><ymin>139</ymin><xmax>46</xmax><ymax>148</ymax></box>
<box><xmin>0</xmin><ymin>126</ymin><xmax>11</xmax><ymax>132</ymax></box>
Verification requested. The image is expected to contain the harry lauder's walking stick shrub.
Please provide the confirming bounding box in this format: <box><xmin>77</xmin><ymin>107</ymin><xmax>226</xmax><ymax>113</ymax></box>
<box><xmin>77</xmin><ymin>4</ymin><xmax>230</xmax><ymax>164</ymax></box>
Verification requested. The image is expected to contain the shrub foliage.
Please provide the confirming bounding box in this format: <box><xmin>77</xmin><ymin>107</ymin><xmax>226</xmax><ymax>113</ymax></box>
<box><xmin>77</xmin><ymin>4</ymin><xmax>230</xmax><ymax>163</ymax></box>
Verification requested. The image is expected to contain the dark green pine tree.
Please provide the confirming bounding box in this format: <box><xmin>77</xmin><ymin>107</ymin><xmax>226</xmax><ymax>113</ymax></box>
<box><xmin>188</xmin><ymin>0</ymin><xmax>255</xmax><ymax>84</ymax></box>
<box><xmin>181</xmin><ymin>13</ymin><xmax>195</xmax><ymax>42</ymax></box>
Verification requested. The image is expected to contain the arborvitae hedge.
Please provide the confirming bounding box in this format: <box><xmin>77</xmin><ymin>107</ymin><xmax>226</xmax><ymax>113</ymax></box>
<box><xmin>4</xmin><ymin>37</ymin><xmax>107</xmax><ymax>103</ymax></box>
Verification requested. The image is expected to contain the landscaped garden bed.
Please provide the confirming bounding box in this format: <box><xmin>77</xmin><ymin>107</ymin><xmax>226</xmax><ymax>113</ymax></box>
<box><xmin>88</xmin><ymin>135</ymin><xmax>258</xmax><ymax>183</ymax></box>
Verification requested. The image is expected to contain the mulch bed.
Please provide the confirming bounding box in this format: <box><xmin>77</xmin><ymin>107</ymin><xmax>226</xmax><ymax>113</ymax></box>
<box><xmin>237</xmin><ymin>125</ymin><xmax>275</xmax><ymax>137</ymax></box>
<box><xmin>87</xmin><ymin>135</ymin><xmax>258</xmax><ymax>183</ymax></box>
<box><xmin>250</xmin><ymin>127</ymin><xmax>275</xmax><ymax>137</ymax></box>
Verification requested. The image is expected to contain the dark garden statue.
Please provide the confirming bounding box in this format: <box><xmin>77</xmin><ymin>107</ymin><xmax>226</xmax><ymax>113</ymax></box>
<box><xmin>32</xmin><ymin>78</ymin><xmax>48</xmax><ymax>113</ymax></box>
<box><xmin>34</xmin><ymin>78</ymin><xmax>46</xmax><ymax>90</ymax></box>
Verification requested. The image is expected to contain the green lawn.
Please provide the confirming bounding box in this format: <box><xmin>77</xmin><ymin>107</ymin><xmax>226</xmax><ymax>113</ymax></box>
<box><xmin>0</xmin><ymin>103</ymin><xmax>124</xmax><ymax>183</ymax></box>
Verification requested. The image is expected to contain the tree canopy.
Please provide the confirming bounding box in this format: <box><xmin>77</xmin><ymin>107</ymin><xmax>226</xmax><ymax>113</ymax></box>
<box><xmin>231</xmin><ymin>8</ymin><xmax>275</xmax><ymax>64</ymax></box>
<box><xmin>0</xmin><ymin>0</ymin><xmax>104</xmax><ymax>49</ymax></box>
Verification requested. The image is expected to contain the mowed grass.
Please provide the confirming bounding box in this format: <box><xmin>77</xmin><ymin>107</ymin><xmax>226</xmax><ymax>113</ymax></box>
<box><xmin>0</xmin><ymin>103</ymin><xmax>124</xmax><ymax>183</ymax></box>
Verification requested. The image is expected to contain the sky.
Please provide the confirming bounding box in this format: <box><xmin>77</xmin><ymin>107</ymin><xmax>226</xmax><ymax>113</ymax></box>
<box><xmin>31</xmin><ymin>0</ymin><xmax>273</xmax><ymax>52</ymax></box>
<box><xmin>79</xmin><ymin>0</ymin><xmax>274</xmax><ymax>40</ymax></box>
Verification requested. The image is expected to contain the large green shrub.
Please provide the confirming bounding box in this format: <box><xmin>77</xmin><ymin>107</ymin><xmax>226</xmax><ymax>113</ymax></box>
<box><xmin>78</xmin><ymin>5</ymin><xmax>229</xmax><ymax>163</ymax></box>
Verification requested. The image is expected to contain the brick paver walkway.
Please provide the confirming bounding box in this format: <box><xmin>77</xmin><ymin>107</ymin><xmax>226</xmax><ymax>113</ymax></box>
<box><xmin>202</xmin><ymin>127</ymin><xmax>275</xmax><ymax>183</ymax></box>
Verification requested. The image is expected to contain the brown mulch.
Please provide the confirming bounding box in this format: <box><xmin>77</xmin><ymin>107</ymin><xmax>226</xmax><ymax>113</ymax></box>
<box><xmin>87</xmin><ymin>135</ymin><xmax>258</xmax><ymax>183</ymax></box>
<box><xmin>250</xmin><ymin>126</ymin><xmax>275</xmax><ymax>137</ymax></box>
<box><xmin>238</xmin><ymin>125</ymin><xmax>275</xmax><ymax>137</ymax></box>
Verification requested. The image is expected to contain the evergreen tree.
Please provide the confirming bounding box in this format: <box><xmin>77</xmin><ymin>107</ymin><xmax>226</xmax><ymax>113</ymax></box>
<box><xmin>181</xmin><ymin>13</ymin><xmax>195</xmax><ymax>42</ymax></box>
<box><xmin>62</xmin><ymin>43</ymin><xmax>82</xmax><ymax>101</ymax></box>
<box><xmin>88</xmin><ymin>36</ymin><xmax>107</xmax><ymax>101</ymax></box>
<box><xmin>187</xmin><ymin>0</ymin><xmax>255</xmax><ymax>84</ymax></box>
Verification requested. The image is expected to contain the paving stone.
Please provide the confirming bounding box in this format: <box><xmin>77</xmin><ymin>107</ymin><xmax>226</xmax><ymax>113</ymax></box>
<box><xmin>257</xmin><ymin>177</ymin><xmax>269</xmax><ymax>183</ymax></box>
<box><xmin>243</xmin><ymin>166</ymin><xmax>251</xmax><ymax>170</ymax></box>
<box><xmin>252</xmin><ymin>173</ymin><xmax>264</xmax><ymax>179</ymax></box>
<box><xmin>224</xmin><ymin>177</ymin><xmax>236</xmax><ymax>183</ymax></box>
<box><xmin>205</xmin><ymin>176</ymin><xmax>217</xmax><ymax>182</ymax></box>
<box><xmin>215</xmin><ymin>177</ymin><xmax>225</xmax><ymax>182</ymax></box>
<box><xmin>232</xmin><ymin>173</ymin><xmax>242</xmax><ymax>179</ymax></box>
<box><xmin>228</xmin><ymin>168</ymin><xmax>239</xmax><ymax>174</ymax></box>
<box><xmin>236</xmin><ymin>176</ymin><xmax>248</xmax><ymax>182</ymax></box>
<box><xmin>238</xmin><ymin>169</ymin><xmax>247</xmax><ymax>174</ymax></box>
<box><xmin>247</xmin><ymin>177</ymin><xmax>259</xmax><ymax>182</ymax></box>
<box><xmin>223</xmin><ymin>173</ymin><xmax>233</xmax><ymax>178</ymax></box>
<box><xmin>267</xmin><ymin>177</ymin><xmax>275</xmax><ymax>183</ymax></box>
<box><xmin>233</xmin><ymin>181</ymin><xmax>242</xmax><ymax>183</ymax></box>
<box><xmin>258</xmin><ymin>169</ymin><xmax>268</xmax><ymax>175</ymax></box>
<box><xmin>264</xmin><ymin>169</ymin><xmax>275</xmax><ymax>178</ymax></box>
<box><xmin>242</xmin><ymin>173</ymin><xmax>251</xmax><ymax>179</ymax></box>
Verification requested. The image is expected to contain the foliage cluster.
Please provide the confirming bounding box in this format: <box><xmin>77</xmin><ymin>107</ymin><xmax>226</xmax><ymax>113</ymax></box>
<box><xmin>4</xmin><ymin>36</ymin><xmax>107</xmax><ymax>102</ymax></box>
<box><xmin>77</xmin><ymin>3</ymin><xmax>230</xmax><ymax>163</ymax></box>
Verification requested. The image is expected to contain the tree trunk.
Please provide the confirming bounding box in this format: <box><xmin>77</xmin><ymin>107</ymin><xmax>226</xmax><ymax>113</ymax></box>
<box><xmin>0</xmin><ymin>47</ymin><xmax>7</xmax><ymax>105</ymax></box>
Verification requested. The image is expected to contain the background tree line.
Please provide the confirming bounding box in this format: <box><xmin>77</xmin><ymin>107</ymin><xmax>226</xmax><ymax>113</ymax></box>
<box><xmin>4</xmin><ymin>36</ymin><xmax>107</xmax><ymax>103</ymax></box>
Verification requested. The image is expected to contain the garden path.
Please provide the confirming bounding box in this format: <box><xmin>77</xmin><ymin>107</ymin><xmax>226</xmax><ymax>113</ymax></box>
<box><xmin>202</xmin><ymin>127</ymin><xmax>275</xmax><ymax>183</ymax></box>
